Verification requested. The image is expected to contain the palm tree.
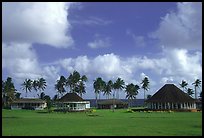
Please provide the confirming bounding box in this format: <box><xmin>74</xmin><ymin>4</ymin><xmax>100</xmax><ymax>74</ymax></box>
<box><xmin>103</xmin><ymin>81</ymin><xmax>112</xmax><ymax>99</ymax></box>
<box><xmin>93</xmin><ymin>77</ymin><xmax>106</xmax><ymax>108</ymax></box>
<box><xmin>199</xmin><ymin>91</ymin><xmax>202</xmax><ymax>102</ymax></box>
<box><xmin>125</xmin><ymin>83</ymin><xmax>140</xmax><ymax>108</ymax></box>
<box><xmin>192</xmin><ymin>79</ymin><xmax>201</xmax><ymax>99</ymax></box>
<box><xmin>141</xmin><ymin>77</ymin><xmax>150</xmax><ymax>101</ymax></box>
<box><xmin>113</xmin><ymin>78</ymin><xmax>125</xmax><ymax>99</ymax></box>
<box><xmin>3</xmin><ymin>77</ymin><xmax>16</xmax><ymax>107</ymax></box>
<box><xmin>32</xmin><ymin>80</ymin><xmax>39</xmax><ymax>97</ymax></box>
<box><xmin>67</xmin><ymin>70</ymin><xmax>82</xmax><ymax>93</ymax></box>
<box><xmin>72</xmin><ymin>70</ymin><xmax>81</xmax><ymax>93</ymax></box>
<box><xmin>179</xmin><ymin>80</ymin><xmax>188</xmax><ymax>92</ymax></box>
<box><xmin>77</xmin><ymin>75</ymin><xmax>88</xmax><ymax>97</ymax></box>
<box><xmin>186</xmin><ymin>88</ymin><xmax>194</xmax><ymax>97</ymax></box>
<box><xmin>55</xmin><ymin>76</ymin><xmax>66</xmax><ymax>98</ymax></box>
<box><xmin>39</xmin><ymin>92</ymin><xmax>46</xmax><ymax>99</ymax></box>
<box><xmin>38</xmin><ymin>78</ymin><xmax>47</xmax><ymax>94</ymax></box>
<box><xmin>77</xmin><ymin>81</ymin><xmax>86</xmax><ymax>98</ymax></box>
<box><xmin>22</xmin><ymin>79</ymin><xmax>33</xmax><ymax>97</ymax></box>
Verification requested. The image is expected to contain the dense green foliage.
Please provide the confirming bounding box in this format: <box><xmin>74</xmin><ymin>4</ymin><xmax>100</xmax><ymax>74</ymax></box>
<box><xmin>2</xmin><ymin>109</ymin><xmax>202</xmax><ymax>136</ymax></box>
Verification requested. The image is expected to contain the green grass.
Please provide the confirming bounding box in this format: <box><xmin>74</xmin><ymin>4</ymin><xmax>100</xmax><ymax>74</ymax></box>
<box><xmin>2</xmin><ymin>109</ymin><xmax>202</xmax><ymax>136</ymax></box>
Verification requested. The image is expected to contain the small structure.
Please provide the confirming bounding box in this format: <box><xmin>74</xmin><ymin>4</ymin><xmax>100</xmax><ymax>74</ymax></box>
<box><xmin>97</xmin><ymin>99</ymin><xmax>128</xmax><ymax>109</ymax></box>
<box><xmin>11</xmin><ymin>98</ymin><xmax>47</xmax><ymax>110</ymax></box>
<box><xmin>56</xmin><ymin>93</ymin><xmax>90</xmax><ymax>111</ymax></box>
<box><xmin>146</xmin><ymin>84</ymin><xmax>197</xmax><ymax>110</ymax></box>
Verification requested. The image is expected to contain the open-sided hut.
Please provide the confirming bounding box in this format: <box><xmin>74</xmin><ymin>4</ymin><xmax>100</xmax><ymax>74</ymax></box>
<box><xmin>57</xmin><ymin>93</ymin><xmax>90</xmax><ymax>111</ymax></box>
<box><xmin>97</xmin><ymin>99</ymin><xmax>128</xmax><ymax>109</ymax></box>
<box><xmin>146</xmin><ymin>84</ymin><xmax>197</xmax><ymax>110</ymax></box>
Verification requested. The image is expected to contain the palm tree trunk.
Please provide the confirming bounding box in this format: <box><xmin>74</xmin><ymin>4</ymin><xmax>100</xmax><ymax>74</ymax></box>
<box><xmin>95</xmin><ymin>93</ymin><xmax>98</xmax><ymax>108</ymax></box>
<box><xmin>144</xmin><ymin>89</ymin><xmax>145</xmax><ymax>100</ymax></box>
<box><xmin>195</xmin><ymin>86</ymin><xmax>197</xmax><ymax>99</ymax></box>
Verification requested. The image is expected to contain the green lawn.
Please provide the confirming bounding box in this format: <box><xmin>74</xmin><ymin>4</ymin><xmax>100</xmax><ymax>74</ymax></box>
<box><xmin>2</xmin><ymin>109</ymin><xmax>202</xmax><ymax>136</ymax></box>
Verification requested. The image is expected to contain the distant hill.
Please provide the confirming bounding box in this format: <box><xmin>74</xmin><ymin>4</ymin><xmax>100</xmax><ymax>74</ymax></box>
<box><xmin>85</xmin><ymin>99</ymin><xmax>145</xmax><ymax>107</ymax></box>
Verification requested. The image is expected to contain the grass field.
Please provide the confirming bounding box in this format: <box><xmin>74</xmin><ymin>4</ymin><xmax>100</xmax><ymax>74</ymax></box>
<box><xmin>2</xmin><ymin>109</ymin><xmax>202</xmax><ymax>136</ymax></box>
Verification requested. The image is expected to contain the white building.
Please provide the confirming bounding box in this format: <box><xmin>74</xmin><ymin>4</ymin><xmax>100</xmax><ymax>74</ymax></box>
<box><xmin>56</xmin><ymin>93</ymin><xmax>90</xmax><ymax>111</ymax></box>
<box><xmin>11</xmin><ymin>98</ymin><xmax>47</xmax><ymax>110</ymax></box>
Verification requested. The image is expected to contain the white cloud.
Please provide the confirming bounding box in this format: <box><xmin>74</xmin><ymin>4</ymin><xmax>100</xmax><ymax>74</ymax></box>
<box><xmin>126</xmin><ymin>30</ymin><xmax>146</xmax><ymax>47</ymax></box>
<box><xmin>2</xmin><ymin>42</ymin><xmax>42</xmax><ymax>79</ymax></box>
<box><xmin>88</xmin><ymin>37</ymin><xmax>111</xmax><ymax>49</ymax></box>
<box><xmin>151</xmin><ymin>2</ymin><xmax>202</xmax><ymax>50</ymax></box>
<box><xmin>71</xmin><ymin>16</ymin><xmax>112</xmax><ymax>26</ymax></box>
<box><xmin>2</xmin><ymin>2</ymin><xmax>74</xmax><ymax>48</ymax></box>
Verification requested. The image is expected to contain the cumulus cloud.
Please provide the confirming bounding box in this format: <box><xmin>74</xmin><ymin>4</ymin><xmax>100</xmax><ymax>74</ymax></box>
<box><xmin>2</xmin><ymin>2</ymin><xmax>74</xmax><ymax>48</ymax></box>
<box><xmin>2</xmin><ymin>43</ymin><xmax>42</xmax><ymax>79</ymax></box>
<box><xmin>150</xmin><ymin>2</ymin><xmax>202</xmax><ymax>50</ymax></box>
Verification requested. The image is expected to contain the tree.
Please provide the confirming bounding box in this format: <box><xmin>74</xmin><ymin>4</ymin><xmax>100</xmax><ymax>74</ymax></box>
<box><xmin>55</xmin><ymin>76</ymin><xmax>66</xmax><ymax>98</ymax></box>
<box><xmin>186</xmin><ymin>88</ymin><xmax>194</xmax><ymax>97</ymax></box>
<box><xmin>39</xmin><ymin>92</ymin><xmax>46</xmax><ymax>100</ymax></box>
<box><xmin>199</xmin><ymin>91</ymin><xmax>202</xmax><ymax>102</ymax></box>
<box><xmin>3</xmin><ymin>77</ymin><xmax>16</xmax><ymax>107</ymax></box>
<box><xmin>103</xmin><ymin>81</ymin><xmax>112</xmax><ymax>99</ymax></box>
<box><xmin>15</xmin><ymin>92</ymin><xmax>21</xmax><ymax>99</ymax></box>
<box><xmin>192</xmin><ymin>79</ymin><xmax>201</xmax><ymax>99</ymax></box>
<box><xmin>125</xmin><ymin>83</ymin><xmax>140</xmax><ymax>108</ymax></box>
<box><xmin>38</xmin><ymin>78</ymin><xmax>47</xmax><ymax>95</ymax></box>
<box><xmin>71</xmin><ymin>70</ymin><xmax>81</xmax><ymax>93</ymax></box>
<box><xmin>147</xmin><ymin>94</ymin><xmax>152</xmax><ymax>99</ymax></box>
<box><xmin>141</xmin><ymin>77</ymin><xmax>150</xmax><ymax>101</ymax></box>
<box><xmin>76</xmin><ymin>81</ymin><xmax>86</xmax><ymax>98</ymax></box>
<box><xmin>179</xmin><ymin>80</ymin><xmax>188</xmax><ymax>92</ymax></box>
<box><xmin>93</xmin><ymin>77</ymin><xmax>106</xmax><ymax>108</ymax></box>
<box><xmin>22</xmin><ymin>79</ymin><xmax>33</xmax><ymax>97</ymax></box>
<box><xmin>77</xmin><ymin>75</ymin><xmax>88</xmax><ymax>97</ymax></box>
<box><xmin>32</xmin><ymin>80</ymin><xmax>39</xmax><ymax>97</ymax></box>
<box><xmin>113</xmin><ymin>78</ymin><xmax>125</xmax><ymax>99</ymax></box>
<box><xmin>43</xmin><ymin>95</ymin><xmax>52</xmax><ymax>113</ymax></box>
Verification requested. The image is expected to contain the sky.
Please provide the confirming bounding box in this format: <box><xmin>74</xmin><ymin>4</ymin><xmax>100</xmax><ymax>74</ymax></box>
<box><xmin>2</xmin><ymin>2</ymin><xmax>202</xmax><ymax>99</ymax></box>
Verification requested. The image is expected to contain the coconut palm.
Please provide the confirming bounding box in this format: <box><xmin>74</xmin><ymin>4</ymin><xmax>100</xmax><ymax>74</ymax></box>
<box><xmin>3</xmin><ymin>77</ymin><xmax>16</xmax><ymax>107</ymax></box>
<box><xmin>55</xmin><ymin>76</ymin><xmax>66</xmax><ymax>98</ymax></box>
<box><xmin>113</xmin><ymin>78</ymin><xmax>125</xmax><ymax>99</ymax></box>
<box><xmin>186</xmin><ymin>88</ymin><xmax>194</xmax><ymax>97</ymax></box>
<box><xmin>38</xmin><ymin>78</ymin><xmax>47</xmax><ymax>94</ymax></box>
<box><xmin>103</xmin><ymin>81</ymin><xmax>112</xmax><ymax>99</ymax></box>
<box><xmin>77</xmin><ymin>75</ymin><xmax>88</xmax><ymax>97</ymax></box>
<box><xmin>77</xmin><ymin>80</ymin><xmax>86</xmax><ymax>98</ymax></box>
<box><xmin>141</xmin><ymin>77</ymin><xmax>150</xmax><ymax>100</ymax></box>
<box><xmin>192</xmin><ymin>79</ymin><xmax>201</xmax><ymax>99</ymax></box>
<box><xmin>32</xmin><ymin>80</ymin><xmax>39</xmax><ymax>97</ymax></box>
<box><xmin>72</xmin><ymin>70</ymin><xmax>81</xmax><ymax>93</ymax></box>
<box><xmin>22</xmin><ymin>79</ymin><xmax>33</xmax><ymax>97</ymax></box>
<box><xmin>125</xmin><ymin>83</ymin><xmax>140</xmax><ymax>107</ymax></box>
<box><xmin>179</xmin><ymin>80</ymin><xmax>188</xmax><ymax>92</ymax></box>
<box><xmin>93</xmin><ymin>77</ymin><xmax>106</xmax><ymax>108</ymax></box>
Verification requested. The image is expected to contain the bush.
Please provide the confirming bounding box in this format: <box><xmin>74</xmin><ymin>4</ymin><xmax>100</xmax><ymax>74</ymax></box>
<box><xmin>126</xmin><ymin>108</ymin><xmax>134</xmax><ymax>113</ymax></box>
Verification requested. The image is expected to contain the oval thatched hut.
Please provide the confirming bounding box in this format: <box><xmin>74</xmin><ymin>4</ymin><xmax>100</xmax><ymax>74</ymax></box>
<box><xmin>146</xmin><ymin>84</ymin><xmax>197</xmax><ymax>110</ymax></box>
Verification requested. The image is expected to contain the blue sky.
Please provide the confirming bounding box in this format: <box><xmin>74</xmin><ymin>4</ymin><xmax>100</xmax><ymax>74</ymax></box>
<box><xmin>2</xmin><ymin>2</ymin><xmax>202</xmax><ymax>99</ymax></box>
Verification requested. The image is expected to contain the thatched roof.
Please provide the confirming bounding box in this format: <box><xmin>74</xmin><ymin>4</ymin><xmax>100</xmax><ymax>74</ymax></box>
<box><xmin>98</xmin><ymin>99</ymin><xmax>128</xmax><ymax>105</ymax></box>
<box><xmin>58</xmin><ymin>93</ymin><xmax>84</xmax><ymax>102</ymax></box>
<box><xmin>146</xmin><ymin>84</ymin><xmax>196</xmax><ymax>103</ymax></box>
<box><xmin>13</xmin><ymin>98</ymin><xmax>46</xmax><ymax>103</ymax></box>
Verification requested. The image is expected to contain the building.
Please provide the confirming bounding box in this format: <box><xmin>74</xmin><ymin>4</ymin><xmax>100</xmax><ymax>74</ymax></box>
<box><xmin>146</xmin><ymin>84</ymin><xmax>197</xmax><ymax>110</ymax></box>
<box><xmin>11</xmin><ymin>98</ymin><xmax>47</xmax><ymax>110</ymax></box>
<box><xmin>97</xmin><ymin>99</ymin><xmax>128</xmax><ymax>109</ymax></box>
<box><xmin>56</xmin><ymin>93</ymin><xmax>90</xmax><ymax>111</ymax></box>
